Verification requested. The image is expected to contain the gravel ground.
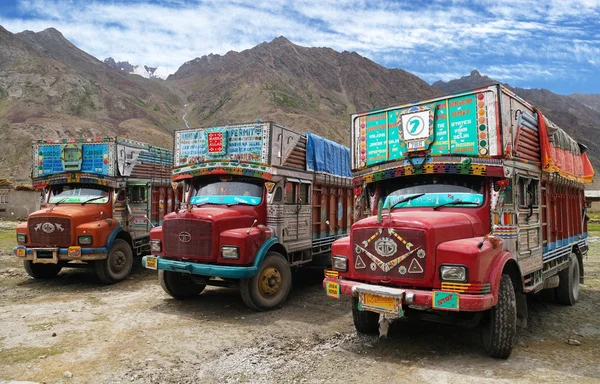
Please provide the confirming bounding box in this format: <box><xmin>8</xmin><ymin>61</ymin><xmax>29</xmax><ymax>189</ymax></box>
<box><xmin>0</xmin><ymin>237</ymin><xmax>599</xmax><ymax>384</ymax></box>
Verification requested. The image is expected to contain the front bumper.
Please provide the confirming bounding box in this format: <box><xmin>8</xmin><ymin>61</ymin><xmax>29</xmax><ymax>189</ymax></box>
<box><xmin>323</xmin><ymin>275</ymin><xmax>495</xmax><ymax>312</ymax></box>
<box><xmin>14</xmin><ymin>246</ymin><xmax>107</xmax><ymax>263</ymax></box>
<box><xmin>142</xmin><ymin>256</ymin><xmax>258</xmax><ymax>279</ymax></box>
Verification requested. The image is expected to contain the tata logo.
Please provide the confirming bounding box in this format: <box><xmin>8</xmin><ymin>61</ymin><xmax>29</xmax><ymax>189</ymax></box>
<box><xmin>41</xmin><ymin>222</ymin><xmax>56</xmax><ymax>234</ymax></box>
<box><xmin>374</xmin><ymin>237</ymin><xmax>397</xmax><ymax>258</ymax></box>
<box><xmin>178</xmin><ymin>232</ymin><xmax>192</xmax><ymax>243</ymax></box>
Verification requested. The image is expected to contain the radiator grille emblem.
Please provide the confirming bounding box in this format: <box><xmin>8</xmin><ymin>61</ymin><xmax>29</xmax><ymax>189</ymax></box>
<box><xmin>374</xmin><ymin>237</ymin><xmax>397</xmax><ymax>257</ymax></box>
<box><xmin>178</xmin><ymin>232</ymin><xmax>191</xmax><ymax>243</ymax></box>
<box><xmin>41</xmin><ymin>222</ymin><xmax>56</xmax><ymax>234</ymax></box>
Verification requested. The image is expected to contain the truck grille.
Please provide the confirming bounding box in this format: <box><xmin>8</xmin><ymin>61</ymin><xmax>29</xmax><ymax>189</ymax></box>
<box><xmin>352</xmin><ymin>228</ymin><xmax>426</xmax><ymax>279</ymax></box>
<box><xmin>163</xmin><ymin>219</ymin><xmax>213</xmax><ymax>259</ymax></box>
<box><xmin>28</xmin><ymin>217</ymin><xmax>71</xmax><ymax>247</ymax></box>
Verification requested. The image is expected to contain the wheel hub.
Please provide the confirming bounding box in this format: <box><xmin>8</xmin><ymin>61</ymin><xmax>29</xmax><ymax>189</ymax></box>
<box><xmin>110</xmin><ymin>251</ymin><xmax>126</xmax><ymax>272</ymax></box>
<box><xmin>259</xmin><ymin>267</ymin><xmax>281</xmax><ymax>297</ymax></box>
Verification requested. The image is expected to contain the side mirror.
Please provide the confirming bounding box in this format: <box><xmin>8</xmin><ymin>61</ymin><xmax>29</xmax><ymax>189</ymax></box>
<box><xmin>144</xmin><ymin>215</ymin><xmax>156</xmax><ymax>228</ymax></box>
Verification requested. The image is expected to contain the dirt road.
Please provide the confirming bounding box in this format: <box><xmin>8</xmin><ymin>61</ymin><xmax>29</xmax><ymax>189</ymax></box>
<box><xmin>0</xmin><ymin>230</ymin><xmax>599</xmax><ymax>383</ymax></box>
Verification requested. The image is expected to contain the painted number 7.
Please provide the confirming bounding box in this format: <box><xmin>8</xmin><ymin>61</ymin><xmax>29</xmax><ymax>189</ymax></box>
<box><xmin>409</xmin><ymin>119</ymin><xmax>420</xmax><ymax>134</ymax></box>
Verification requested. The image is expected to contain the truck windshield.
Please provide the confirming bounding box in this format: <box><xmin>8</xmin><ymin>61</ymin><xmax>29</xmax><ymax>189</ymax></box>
<box><xmin>191</xmin><ymin>179</ymin><xmax>263</xmax><ymax>206</ymax></box>
<box><xmin>48</xmin><ymin>184</ymin><xmax>110</xmax><ymax>204</ymax></box>
<box><xmin>382</xmin><ymin>175</ymin><xmax>484</xmax><ymax>209</ymax></box>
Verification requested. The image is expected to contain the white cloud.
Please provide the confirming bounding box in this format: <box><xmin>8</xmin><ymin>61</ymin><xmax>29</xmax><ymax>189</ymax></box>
<box><xmin>0</xmin><ymin>0</ymin><xmax>598</xmax><ymax>91</ymax></box>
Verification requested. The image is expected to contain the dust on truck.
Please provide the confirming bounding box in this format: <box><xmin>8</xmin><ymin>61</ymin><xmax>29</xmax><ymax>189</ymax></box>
<box><xmin>143</xmin><ymin>122</ymin><xmax>353</xmax><ymax>310</ymax></box>
<box><xmin>324</xmin><ymin>85</ymin><xmax>594</xmax><ymax>358</ymax></box>
<box><xmin>14</xmin><ymin>138</ymin><xmax>173</xmax><ymax>283</ymax></box>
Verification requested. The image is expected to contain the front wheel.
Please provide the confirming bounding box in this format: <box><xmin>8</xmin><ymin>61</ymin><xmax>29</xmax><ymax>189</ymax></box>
<box><xmin>481</xmin><ymin>274</ymin><xmax>517</xmax><ymax>359</ymax></box>
<box><xmin>556</xmin><ymin>253</ymin><xmax>580</xmax><ymax>306</ymax></box>
<box><xmin>95</xmin><ymin>239</ymin><xmax>133</xmax><ymax>284</ymax></box>
<box><xmin>239</xmin><ymin>252</ymin><xmax>291</xmax><ymax>311</ymax></box>
<box><xmin>352</xmin><ymin>296</ymin><xmax>379</xmax><ymax>334</ymax></box>
<box><xmin>159</xmin><ymin>270</ymin><xmax>206</xmax><ymax>299</ymax></box>
<box><xmin>23</xmin><ymin>261</ymin><xmax>62</xmax><ymax>279</ymax></box>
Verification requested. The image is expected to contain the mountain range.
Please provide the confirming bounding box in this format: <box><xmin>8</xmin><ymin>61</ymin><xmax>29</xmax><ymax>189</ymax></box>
<box><xmin>1</xmin><ymin>26</ymin><xmax>599</xmax><ymax>188</ymax></box>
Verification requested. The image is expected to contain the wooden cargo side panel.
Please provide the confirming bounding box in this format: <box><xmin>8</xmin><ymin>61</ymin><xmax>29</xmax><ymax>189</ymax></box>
<box><xmin>312</xmin><ymin>177</ymin><xmax>354</xmax><ymax>239</ymax></box>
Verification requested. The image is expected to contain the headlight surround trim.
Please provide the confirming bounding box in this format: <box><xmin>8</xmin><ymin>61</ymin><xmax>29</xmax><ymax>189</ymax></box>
<box><xmin>439</xmin><ymin>264</ymin><xmax>468</xmax><ymax>283</ymax></box>
<box><xmin>332</xmin><ymin>255</ymin><xmax>348</xmax><ymax>272</ymax></box>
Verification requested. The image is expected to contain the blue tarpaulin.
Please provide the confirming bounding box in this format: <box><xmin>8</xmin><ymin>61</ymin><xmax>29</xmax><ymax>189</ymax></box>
<box><xmin>306</xmin><ymin>133</ymin><xmax>351</xmax><ymax>177</ymax></box>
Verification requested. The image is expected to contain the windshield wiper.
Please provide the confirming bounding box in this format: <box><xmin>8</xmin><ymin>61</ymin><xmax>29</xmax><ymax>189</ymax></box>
<box><xmin>433</xmin><ymin>200</ymin><xmax>480</xmax><ymax>210</ymax></box>
<box><xmin>53</xmin><ymin>197</ymin><xmax>71</xmax><ymax>206</ymax></box>
<box><xmin>388</xmin><ymin>193</ymin><xmax>426</xmax><ymax>210</ymax></box>
<box><xmin>81</xmin><ymin>196</ymin><xmax>107</xmax><ymax>205</ymax></box>
<box><xmin>226</xmin><ymin>201</ymin><xmax>255</xmax><ymax>207</ymax></box>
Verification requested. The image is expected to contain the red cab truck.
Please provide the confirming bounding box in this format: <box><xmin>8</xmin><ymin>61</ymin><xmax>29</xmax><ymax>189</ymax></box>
<box><xmin>323</xmin><ymin>85</ymin><xmax>594</xmax><ymax>358</ymax></box>
<box><xmin>14</xmin><ymin>137</ymin><xmax>173</xmax><ymax>283</ymax></box>
<box><xmin>143</xmin><ymin>122</ymin><xmax>353</xmax><ymax>310</ymax></box>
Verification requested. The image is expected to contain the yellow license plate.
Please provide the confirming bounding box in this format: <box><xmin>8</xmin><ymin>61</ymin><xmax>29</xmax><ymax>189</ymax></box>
<box><xmin>16</xmin><ymin>248</ymin><xmax>26</xmax><ymax>257</ymax></box>
<box><xmin>145</xmin><ymin>256</ymin><xmax>158</xmax><ymax>270</ymax></box>
<box><xmin>362</xmin><ymin>293</ymin><xmax>397</xmax><ymax>311</ymax></box>
<box><xmin>326</xmin><ymin>281</ymin><xmax>340</xmax><ymax>299</ymax></box>
<box><xmin>68</xmin><ymin>246</ymin><xmax>81</xmax><ymax>258</ymax></box>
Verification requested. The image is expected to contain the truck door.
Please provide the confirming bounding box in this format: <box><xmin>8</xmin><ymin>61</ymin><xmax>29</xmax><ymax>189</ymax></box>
<box><xmin>515</xmin><ymin>173</ymin><xmax>543</xmax><ymax>279</ymax></box>
<box><xmin>283</xmin><ymin>178</ymin><xmax>312</xmax><ymax>250</ymax></box>
<box><xmin>127</xmin><ymin>183</ymin><xmax>150</xmax><ymax>240</ymax></box>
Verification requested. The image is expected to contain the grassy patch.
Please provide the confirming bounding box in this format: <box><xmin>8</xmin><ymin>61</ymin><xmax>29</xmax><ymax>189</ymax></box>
<box><xmin>0</xmin><ymin>346</ymin><xmax>63</xmax><ymax>365</ymax></box>
<box><xmin>0</xmin><ymin>86</ymin><xmax>8</xmax><ymax>99</ymax></box>
<box><xmin>85</xmin><ymin>296</ymin><xmax>103</xmax><ymax>306</ymax></box>
<box><xmin>0</xmin><ymin>227</ymin><xmax>16</xmax><ymax>253</ymax></box>
<box><xmin>28</xmin><ymin>321</ymin><xmax>60</xmax><ymax>332</ymax></box>
<box><xmin>588</xmin><ymin>222</ymin><xmax>600</xmax><ymax>236</ymax></box>
<box><xmin>69</xmin><ymin>86</ymin><xmax>96</xmax><ymax>117</ymax></box>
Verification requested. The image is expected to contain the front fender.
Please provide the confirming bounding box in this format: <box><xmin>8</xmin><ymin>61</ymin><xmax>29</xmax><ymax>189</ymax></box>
<box><xmin>76</xmin><ymin>220</ymin><xmax>121</xmax><ymax>248</ymax></box>
<box><xmin>487</xmin><ymin>251</ymin><xmax>519</xmax><ymax>306</ymax></box>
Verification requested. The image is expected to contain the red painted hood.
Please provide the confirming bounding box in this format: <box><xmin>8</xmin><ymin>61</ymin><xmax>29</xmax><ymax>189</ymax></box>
<box><xmin>347</xmin><ymin>210</ymin><xmax>485</xmax><ymax>287</ymax></box>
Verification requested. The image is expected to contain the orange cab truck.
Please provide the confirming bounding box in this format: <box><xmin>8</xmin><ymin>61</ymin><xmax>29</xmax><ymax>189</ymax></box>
<box><xmin>143</xmin><ymin>122</ymin><xmax>353</xmax><ymax>310</ymax></box>
<box><xmin>14</xmin><ymin>137</ymin><xmax>173</xmax><ymax>283</ymax></box>
<box><xmin>323</xmin><ymin>85</ymin><xmax>594</xmax><ymax>358</ymax></box>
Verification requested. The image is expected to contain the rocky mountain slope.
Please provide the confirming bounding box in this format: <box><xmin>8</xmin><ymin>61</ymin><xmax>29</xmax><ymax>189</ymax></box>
<box><xmin>434</xmin><ymin>71</ymin><xmax>600</xmax><ymax>188</ymax></box>
<box><xmin>0</xmin><ymin>26</ymin><xmax>185</xmax><ymax>181</ymax></box>
<box><xmin>570</xmin><ymin>93</ymin><xmax>600</xmax><ymax>114</ymax></box>
<box><xmin>168</xmin><ymin>36</ymin><xmax>440</xmax><ymax>144</ymax></box>
<box><xmin>2</xmin><ymin>26</ymin><xmax>598</xmax><ymax>188</ymax></box>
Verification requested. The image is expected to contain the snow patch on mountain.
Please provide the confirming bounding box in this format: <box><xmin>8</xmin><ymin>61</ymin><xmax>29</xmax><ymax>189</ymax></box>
<box><xmin>103</xmin><ymin>57</ymin><xmax>174</xmax><ymax>79</ymax></box>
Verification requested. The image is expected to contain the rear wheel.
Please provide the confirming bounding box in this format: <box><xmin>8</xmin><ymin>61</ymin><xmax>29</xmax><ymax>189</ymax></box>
<box><xmin>23</xmin><ymin>261</ymin><xmax>62</xmax><ymax>279</ymax></box>
<box><xmin>351</xmin><ymin>296</ymin><xmax>379</xmax><ymax>334</ymax></box>
<box><xmin>159</xmin><ymin>270</ymin><xmax>206</xmax><ymax>299</ymax></box>
<box><xmin>95</xmin><ymin>239</ymin><xmax>133</xmax><ymax>284</ymax></box>
<box><xmin>240</xmin><ymin>252</ymin><xmax>291</xmax><ymax>311</ymax></box>
<box><xmin>556</xmin><ymin>253</ymin><xmax>580</xmax><ymax>306</ymax></box>
<box><xmin>481</xmin><ymin>274</ymin><xmax>516</xmax><ymax>358</ymax></box>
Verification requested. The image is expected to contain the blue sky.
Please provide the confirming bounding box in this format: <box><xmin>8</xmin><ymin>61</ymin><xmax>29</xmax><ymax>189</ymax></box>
<box><xmin>1</xmin><ymin>0</ymin><xmax>599</xmax><ymax>95</ymax></box>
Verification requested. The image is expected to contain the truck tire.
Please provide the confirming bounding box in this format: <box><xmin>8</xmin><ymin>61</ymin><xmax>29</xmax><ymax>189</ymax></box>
<box><xmin>159</xmin><ymin>270</ymin><xmax>206</xmax><ymax>299</ymax></box>
<box><xmin>351</xmin><ymin>296</ymin><xmax>379</xmax><ymax>334</ymax></box>
<box><xmin>239</xmin><ymin>252</ymin><xmax>291</xmax><ymax>311</ymax></box>
<box><xmin>556</xmin><ymin>253</ymin><xmax>580</xmax><ymax>306</ymax></box>
<box><xmin>23</xmin><ymin>261</ymin><xmax>62</xmax><ymax>279</ymax></box>
<box><xmin>95</xmin><ymin>239</ymin><xmax>133</xmax><ymax>284</ymax></box>
<box><xmin>481</xmin><ymin>274</ymin><xmax>516</xmax><ymax>359</ymax></box>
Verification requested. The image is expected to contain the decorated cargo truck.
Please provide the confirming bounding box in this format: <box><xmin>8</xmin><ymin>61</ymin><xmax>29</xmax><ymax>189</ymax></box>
<box><xmin>323</xmin><ymin>85</ymin><xmax>594</xmax><ymax>358</ymax></box>
<box><xmin>143</xmin><ymin>121</ymin><xmax>352</xmax><ymax>310</ymax></box>
<box><xmin>14</xmin><ymin>138</ymin><xmax>173</xmax><ymax>283</ymax></box>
